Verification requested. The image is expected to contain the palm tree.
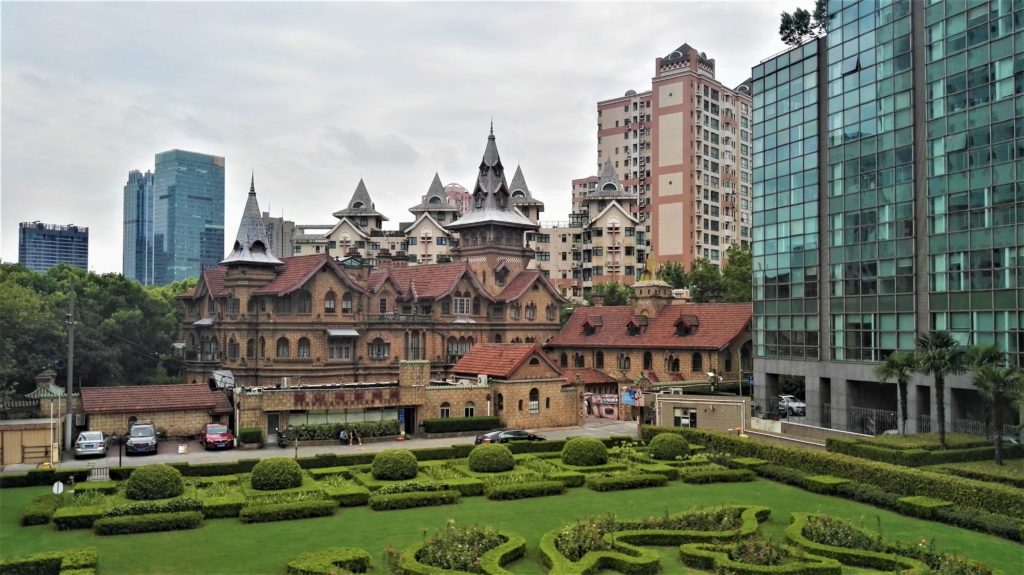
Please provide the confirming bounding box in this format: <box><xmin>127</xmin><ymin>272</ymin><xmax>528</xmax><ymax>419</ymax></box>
<box><xmin>874</xmin><ymin>351</ymin><xmax>914</xmax><ymax>436</ymax></box>
<box><xmin>967</xmin><ymin>344</ymin><xmax>1023</xmax><ymax>465</ymax></box>
<box><xmin>914</xmin><ymin>331</ymin><xmax>966</xmax><ymax>449</ymax></box>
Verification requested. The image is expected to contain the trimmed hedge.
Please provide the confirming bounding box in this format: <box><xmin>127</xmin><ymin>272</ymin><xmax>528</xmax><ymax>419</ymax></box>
<box><xmin>238</xmin><ymin>427</ymin><xmax>264</xmax><ymax>445</ymax></box>
<box><xmin>421</xmin><ymin>416</ymin><xmax>501</xmax><ymax>434</ymax></box>
<box><xmin>930</xmin><ymin>462</ymin><xmax>1024</xmax><ymax>489</ymax></box>
<box><xmin>368</xmin><ymin>489</ymin><xmax>460</xmax><ymax>511</ymax></box>
<box><xmin>896</xmin><ymin>495</ymin><xmax>953</xmax><ymax>519</ymax></box>
<box><xmin>372</xmin><ymin>449</ymin><xmax>418</xmax><ymax>480</ymax></box>
<box><xmin>932</xmin><ymin>505</ymin><xmax>1024</xmax><ymax>542</ymax></box>
<box><xmin>323</xmin><ymin>485</ymin><xmax>371</xmax><ymax>507</ymax></box>
<box><xmin>642</xmin><ymin>425</ymin><xmax>1024</xmax><ymax>519</ymax></box>
<box><xmin>94</xmin><ymin>511</ymin><xmax>204</xmax><ymax>535</ymax></box>
<box><xmin>586</xmin><ymin>473</ymin><xmax>668</xmax><ymax>492</ymax></box>
<box><xmin>285</xmin><ymin>420</ymin><xmax>400</xmax><ymax>441</ymax></box>
<box><xmin>239</xmin><ymin>500</ymin><xmax>338</xmax><ymax>523</ymax></box>
<box><xmin>201</xmin><ymin>494</ymin><xmax>246</xmax><ymax>519</ymax></box>
<box><xmin>19</xmin><ymin>494</ymin><xmax>62</xmax><ymax>526</ymax></box>
<box><xmin>784</xmin><ymin>513</ymin><xmax>924</xmax><ymax>573</ymax></box>
<box><xmin>409</xmin><ymin>445</ymin><xmax>475</xmax><ymax>461</ymax></box>
<box><xmin>731</xmin><ymin>457</ymin><xmax>769</xmax><ymax>469</ymax></box>
<box><xmin>125</xmin><ymin>464</ymin><xmax>184</xmax><ymax>500</ymax></box>
<box><xmin>827</xmin><ymin>438</ymin><xmax>1023</xmax><ymax>467</ymax></box>
<box><xmin>468</xmin><ymin>444</ymin><xmax>516</xmax><ymax>473</ymax></box>
<box><xmin>804</xmin><ymin>475</ymin><xmax>850</xmax><ymax>494</ymax></box>
<box><xmin>679</xmin><ymin>467</ymin><xmax>755</xmax><ymax>484</ymax></box>
<box><xmin>648</xmin><ymin>433</ymin><xmax>690</xmax><ymax>460</ymax></box>
<box><xmin>679</xmin><ymin>542</ymin><xmax>842</xmax><ymax>575</ymax></box>
<box><xmin>74</xmin><ymin>481</ymin><xmax>118</xmax><ymax>495</ymax></box>
<box><xmin>0</xmin><ymin>548</ymin><xmax>97</xmax><ymax>575</ymax></box>
<box><xmin>561</xmin><ymin>437</ymin><xmax>608</xmax><ymax>467</ymax></box>
<box><xmin>399</xmin><ymin>531</ymin><xmax>526</xmax><ymax>575</ymax></box>
<box><xmin>105</xmin><ymin>497</ymin><xmax>203</xmax><ymax>517</ymax></box>
<box><xmin>251</xmin><ymin>457</ymin><xmax>304</xmax><ymax>490</ymax></box>
<box><xmin>52</xmin><ymin>506</ymin><xmax>106</xmax><ymax>530</ymax></box>
<box><xmin>286</xmin><ymin>547</ymin><xmax>371</xmax><ymax>575</ymax></box>
<box><xmin>486</xmin><ymin>480</ymin><xmax>566</xmax><ymax>500</ymax></box>
<box><xmin>0</xmin><ymin>468</ymin><xmax>91</xmax><ymax>489</ymax></box>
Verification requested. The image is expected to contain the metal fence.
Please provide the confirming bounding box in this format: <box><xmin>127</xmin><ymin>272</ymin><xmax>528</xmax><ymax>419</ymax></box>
<box><xmin>846</xmin><ymin>406</ymin><xmax>898</xmax><ymax>435</ymax></box>
<box><xmin>951</xmin><ymin>418</ymin><xmax>1017</xmax><ymax>438</ymax></box>
<box><xmin>821</xmin><ymin>403</ymin><xmax>832</xmax><ymax>429</ymax></box>
<box><xmin>917</xmin><ymin>415</ymin><xmax>931</xmax><ymax>433</ymax></box>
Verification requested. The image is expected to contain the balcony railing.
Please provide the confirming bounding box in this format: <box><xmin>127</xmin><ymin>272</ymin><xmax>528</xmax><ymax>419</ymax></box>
<box><xmin>361</xmin><ymin>313</ymin><xmax>433</xmax><ymax>323</ymax></box>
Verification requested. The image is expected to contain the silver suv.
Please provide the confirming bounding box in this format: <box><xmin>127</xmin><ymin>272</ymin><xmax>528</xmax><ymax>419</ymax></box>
<box><xmin>777</xmin><ymin>395</ymin><xmax>807</xmax><ymax>416</ymax></box>
<box><xmin>126</xmin><ymin>420</ymin><xmax>158</xmax><ymax>455</ymax></box>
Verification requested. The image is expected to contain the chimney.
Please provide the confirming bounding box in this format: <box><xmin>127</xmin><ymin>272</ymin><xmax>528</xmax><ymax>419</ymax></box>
<box><xmin>591</xmin><ymin>293</ymin><xmax>605</xmax><ymax>307</ymax></box>
<box><xmin>399</xmin><ymin>360</ymin><xmax>430</xmax><ymax>388</ymax></box>
<box><xmin>35</xmin><ymin>369</ymin><xmax>57</xmax><ymax>393</ymax></box>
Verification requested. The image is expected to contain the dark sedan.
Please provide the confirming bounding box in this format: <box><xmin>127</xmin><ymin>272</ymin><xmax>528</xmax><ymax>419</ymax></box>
<box><xmin>474</xmin><ymin>429</ymin><xmax>546</xmax><ymax>444</ymax></box>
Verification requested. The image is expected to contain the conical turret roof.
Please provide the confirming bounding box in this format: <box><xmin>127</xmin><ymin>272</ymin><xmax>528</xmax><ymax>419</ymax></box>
<box><xmin>221</xmin><ymin>174</ymin><xmax>282</xmax><ymax>266</ymax></box>
<box><xmin>410</xmin><ymin>173</ymin><xmax>459</xmax><ymax>213</ymax></box>
<box><xmin>589</xmin><ymin>160</ymin><xmax>632</xmax><ymax>200</ymax></box>
<box><xmin>332</xmin><ymin>179</ymin><xmax>388</xmax><ymax>220</ymax></box>
<box><xmin>449</xmin><ymin>127</ymin><xmax>537</xmax><ymax>230</ymax></box>
<box><xmin>509</xmin><ymin>165</ymin><xmax>544</xmax><ymax>207</ymax></box>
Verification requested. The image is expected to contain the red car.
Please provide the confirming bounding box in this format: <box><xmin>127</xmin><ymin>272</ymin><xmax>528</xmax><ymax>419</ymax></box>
<box><xmin>199</xmin><ymin>423</ymin><xmax>235</xmax><ymax>450</ymax></box>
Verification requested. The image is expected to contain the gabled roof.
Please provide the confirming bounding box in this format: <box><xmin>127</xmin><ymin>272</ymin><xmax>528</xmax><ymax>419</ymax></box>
<box><xmin>547</xmin><ymin>303</ymin><xmax>752</xmax><ymax>350</ymax></box>
<box><xmin>452</xmin><ymin>343</ymin><xmax>563</xmax><ymax>379</ymax></box>
<box><xmin>333</xmin><ymin>179</ymin><xmax>388</xmax><ymax>220</ymax></box>
<box><xmin>588</xmin><ymin>200</ymin><xmax>639</xmax><ymax>227</ymax></box>
<box><xmin>562</xmin><ymin>368</ymin><xmax>617</xmax><ymax>385</ymax></box>
<box><xmin>325</xmin><ymin>217</ymin><xmax>371</xmax><ymax>240</ymax></box>
<box><xmin>367</xmin><ymin>262</ymin><xmax>494</xmax><ymax>302</ymax></box>
<box><xmin>184</xmin><ymin>267</ymin><xmax>228</xmax><ymax>300</ymax></box>
<box><xmin>222</xmin><ymin>175</ymin><xmax>282</xmax><ymax>266</ymax></box>
<box><xmin>494</xmin><ymin>270</ymin><xmax>564</xmax><ymax>302</ymax></box>
<box><xmin>251</xmin><ymin>254</ymin><xmax>366</xmax><ymax>296</ymax></box>
<box><xmin>81</xmin><ymin>384</ymin><xmax>231</xmax><ymax>415</ymax></box>
<box><xmin>410</xmin><ymin>173</ymin><xmax>460</xmax><ymax>213</ymax></box>
<box><xmin>406</xmin><ymin>212</ymin><xmax>448</xmax><ymax>236</ymax></box>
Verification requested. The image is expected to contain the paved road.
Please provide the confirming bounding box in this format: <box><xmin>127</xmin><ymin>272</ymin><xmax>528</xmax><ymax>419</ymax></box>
<box><xmin>5</xmin><ymin>417</ymin><xmax>641</xmax><ymax>473</ymax></box>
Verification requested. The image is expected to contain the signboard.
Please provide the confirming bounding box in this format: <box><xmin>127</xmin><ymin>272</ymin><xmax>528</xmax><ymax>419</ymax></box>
<box><xmin>398</xmin><ymin>410</ymin><xmax>405</xmax><ymax>422</ymax></box>
<box><xmin>52</xmin><ymin>481</ymin><xmax>64</xmax><ymax>495</ymax></box>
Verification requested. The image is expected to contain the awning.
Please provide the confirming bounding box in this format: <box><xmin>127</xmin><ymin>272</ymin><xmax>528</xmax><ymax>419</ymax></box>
<box><xmin>193</xmin><ymin>317</ymin><xmax>216</xmax><ymax>327</ymax></box>
<box><xmin>326</xmin><ymin>328</ymin><xmax>360</xmax><ymax>337</ymax></box>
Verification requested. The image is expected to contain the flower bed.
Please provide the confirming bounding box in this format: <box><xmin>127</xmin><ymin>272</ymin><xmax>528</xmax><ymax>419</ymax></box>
<box><xmin>679</xmin><ymin>538</ymin><xmax>842</xmax><ymax>575</ymax></box>
<box><xmin>285</xmin><ymin>547</ymin><xmax>371</xmax><ymax>575</ymax></box>
<box><xmin>397</xmin><ymin>521</ymin><xmax>525</xmax><ymax>575</ymax></box>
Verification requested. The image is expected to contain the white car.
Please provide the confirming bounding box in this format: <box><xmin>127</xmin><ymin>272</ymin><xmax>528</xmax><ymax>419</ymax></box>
<box><xmin>777</xmin><ymin>395</ymin><xmax>806</xmax><ymax>416</ymax></box>
<box><xmin>74</xmin><ymin>431</ymin><xmax>108</xmax><ymax>458</ymax></box>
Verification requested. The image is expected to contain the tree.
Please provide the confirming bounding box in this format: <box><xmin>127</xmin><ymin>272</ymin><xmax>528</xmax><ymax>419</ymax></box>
<box><xmin>721</xmin><ymin>245</ymin><xmax>752</xmax><ymax>303</ymax></box>
<box><xmin>659</xmin><ymin>262</ymin><xmax>687</xmax><ymax>290</ymax></box>
<box><xmin>874</xmin><ymin>351</ymin><xmax>914</xmax><ymax>436</ymax></box>
<box><xmin>914</xmin><ymin>331</ymin><xmax>966</xmax><ymax>449</ymax></box>
<box><xmin>585</xmin><ymin>281</ymin><xmax>631</xmax><ymax>306</ymax></box>
<box><xmin>779</xmin><ymin>0</ymin><xmax>828</xmax><ymax>46</ymax></box>
<box><xmin>966</xmin><ymin>345</ymin><xmax>1023</xmax><ymax>465</ymax></box>
<box><xmin>687</xmin><ymin>259</ymin><xmax>723</xmax><ymax>303</ymax></box>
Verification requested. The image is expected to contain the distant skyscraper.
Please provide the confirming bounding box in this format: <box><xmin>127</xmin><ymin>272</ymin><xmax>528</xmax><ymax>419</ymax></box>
<box><xmin>123</xmin><ymin>169</ymin><xmax>155</xmax><ymax>284</ymax></box>
<box><xmin>152</xmin><ymin>150</ymin><xmax>225</xmax><ymax>285</ymax></box>
<box><xmin>18</xmin><ymin>222</ymin><xmax>89</xmax><ymax>273</ymax></box>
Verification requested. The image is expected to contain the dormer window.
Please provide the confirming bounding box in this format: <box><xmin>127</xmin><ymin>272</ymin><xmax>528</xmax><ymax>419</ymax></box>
<box><xmin>627</xmin><ymin>321</ymin><xmax>641</xmax><ymax>336</ymax></box>
<box><xmin>582</xmin><ymin>316</ymin><xmax>602</xmax><ymax>336</ymax></box>
<box><xmin>675</xmin><ymin>315</ymin><xmax>700</xmax><ymax>336</ymax></box>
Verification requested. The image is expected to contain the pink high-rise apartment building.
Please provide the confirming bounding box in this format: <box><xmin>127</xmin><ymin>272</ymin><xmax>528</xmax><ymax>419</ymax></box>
<box><xmin>596</xmin><ymin>43</ymin><xmax>752</xmax><ymax>272</ymax></box>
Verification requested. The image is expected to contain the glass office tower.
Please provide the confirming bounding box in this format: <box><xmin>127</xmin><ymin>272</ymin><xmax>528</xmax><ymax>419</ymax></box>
<box><xmin>18</xmin><ymin>222</ymin><xmax>89</xmax><ymax>273</ymax></box>
<box><xmin>123</xmin><ymin>169</ymin><xmax>155</xmax><ymax>284</ymax></box>
<box><xmin>152</xmin><ymin>150</ymin><xmax>225</xmax><ymax>285</ymax></box>
<box><xmin>752</xmin><ymin>0</ymin><xmax>1022</xmax><ymax>434</ymax></box>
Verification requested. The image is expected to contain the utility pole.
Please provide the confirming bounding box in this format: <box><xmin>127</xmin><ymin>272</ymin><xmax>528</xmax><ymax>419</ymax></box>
<box><xmin>64</xmin><ymin>288</ymin><xmax>77</xmax><ymax>452</ymax></box>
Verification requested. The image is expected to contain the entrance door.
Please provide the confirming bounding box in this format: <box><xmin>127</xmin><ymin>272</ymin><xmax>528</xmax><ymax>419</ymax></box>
<box><xmin>403</xmin><ymin>408</ymin><xmax>416</xmax><ymax>435</ymax></box>
<box><xmin>266</xmin><ymin>413</ymin><xmax>281</xmax><ymax>441</ymax></box>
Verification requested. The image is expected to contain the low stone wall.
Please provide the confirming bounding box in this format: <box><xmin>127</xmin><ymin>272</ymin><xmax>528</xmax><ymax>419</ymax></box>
<box><xmin>781</xmin><ymin>421</ymin><xmax>869</xmax><ymax>443</ymax></box>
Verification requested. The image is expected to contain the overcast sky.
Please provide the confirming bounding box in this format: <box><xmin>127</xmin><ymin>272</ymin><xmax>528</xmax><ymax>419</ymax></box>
<box><xmin>2</xmin><ymin>1</ymin><xmax>795</xmax><ymax>274</ymax></box>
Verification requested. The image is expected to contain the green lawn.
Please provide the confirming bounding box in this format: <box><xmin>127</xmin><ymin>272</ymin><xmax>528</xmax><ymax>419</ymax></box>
<box><xmin>1</xmin><ymin>478</ymin><xmax>1020</xmax><ymax>575</ymax></box>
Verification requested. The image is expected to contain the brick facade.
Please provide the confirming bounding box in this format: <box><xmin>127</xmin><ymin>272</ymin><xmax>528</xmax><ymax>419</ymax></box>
<box><xmin>87</xmin><ymin>409</ymin><xmax>225</xmax><ymax>438</ymax></box>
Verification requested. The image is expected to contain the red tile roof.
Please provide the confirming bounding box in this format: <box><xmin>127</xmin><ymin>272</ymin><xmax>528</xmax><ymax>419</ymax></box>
<box><xmin>562</xmin><ymin>368</ymin><xmax>617</xmax><ymax>385</ymax></box>
<box><xmin>368</xmin><ymin>263</ymin><xmax>495</xmax><ymax>302</ymax></box>
<box><xmin>186</xmin><ymin>268</ymin><xmax>228</xmax><ymax>299</ymax></box>
<box><xmin>81</xmin><ymin>384</ymin><xmax>232</xmax><ymax>415</ymax></box>
<box><xmin>452</xmin><ymin>343</ymin><xmax>563</xmax><ymax>379</ymax></box>
<box><xmin>494</xmin><ymin>270</ymin><xmax>563</xmax><ymax>302</ymax></box>
<box><xmin>252</xmin><ymin>254</ymin><xmax>365</xmax><ymax>296</ymax></box>
<box><xmin>547</xmin><ymin>303</ymin><xmax>751</xmax><ymax>351</ymax></box>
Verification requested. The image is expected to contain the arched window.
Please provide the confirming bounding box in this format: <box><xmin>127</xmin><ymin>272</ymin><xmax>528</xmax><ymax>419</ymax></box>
<box><xmin>525</xmin><ymin>303</ymin><xmax>536</xmax><ymax>320</ymax></box>
<box><xmin>724</xmin><ymin>349</ymin><xmax>733</xmax><ymax>372</ymax></box>
<box><xmin>643</xmin><ymin>351</ymin><xmax>653</xmax><ymax>370</ymax></box>
<box><xmin>246</xmin><ymin>338</ymin><xmax>255</xmax><ymax>358</ymax></box>
<box><xmin>595</xmin><ymin>351</ymin><xmax>605</xmax><ymax>369</ymax></box>
<box><xmin>276</xmin><ymin>337</ymin><xmax>290</xmax><ymax>358</ymax></box>
<box><xmin>528</xmin><ymin>388</ymin><xmax>540</xmax><ymax>414</ymax></box>
<box><xmin>546</xmin><ymin>304</ymin><xmax>556</xmax><ymax>321</ymax></box>
<box><xmin>440</xmin><ymin>402</ymin><xmax>451</xmax><ymax>418</ymax></box>
<box><xmin>619</xmin><ymin>354</ymin><xmax>631</xmax><ymax>371</ymax></box>
<box><xmin>259</xmin><ymin>337</ymin><xmax>266</xmax><ymax>358</ymax></box>
<box><xmin>472</xmin><ymin>297</ymin><xmax>481</xmax><ymax>315</ymax></box>
<box><xmin>560</xmin><ymin>353</ymin><xmax>568</xmax><ymax>368</ymax></box>
<box><xmin>368</xmin><ymin>337</ymin><xmax>390</xmax><ymax>359</ymax></box>
<box><xmin>494</xmin><ymin>333</ymin><xmax>502</xmax><ymax>343</ymax></box>
<box><xmin>464</xmin><ymin>401</ymin><xmax>475</xmax><ymax>417</ymax></box>
<box><xmin>228</xmin><ymin>338</ymin><xmax>239</xmax><ymax>360</ymax></box>
<box><xmin>671</xmin><ymin>356</ymin><xmax>680</xmax><ymax>372</ymax></box>
<box><xmin>574</xmin><ymin>353</ymin><xmax>585</xmax><ymax>368</ymax></box>
<box><xmin>324</xmin><ymin>291</ymin><xmax>336</xmax><ymax>314</ymax></box>
<box><xmin>297</xmin><ymin>290</ymin><xmax>312</xmax><ymax>314</ymax></box>
<box><xmin>691</xmin><ymin>352</ymin><xmax>703</xmax><ymax>372</ymax></box>
<box><xmin>298</xmin><ymin>337</ymin><xmax>311</xmax><ymax>359</ymax></box>
<box><xmin>342</xmin><ymin>292</ymin><xmax>353</xmax><ymax>314</ymax></box>
<box><xmin>528</xmin><ymin>357</ymin><xmax>540</xmax><ymax>365</ymax></box>
<box><xmin>510</xmin><ymin>303</ymin><xmax>521</xmax><ymax>319</ymax></box>
<box><xmin>496</xmin><ymin>393</ymin><xmax>504</xmax><ymax>411</ymax></box>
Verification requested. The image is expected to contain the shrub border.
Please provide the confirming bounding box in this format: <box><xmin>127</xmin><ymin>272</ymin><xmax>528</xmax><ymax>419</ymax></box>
<box><xmin>399</xmin><ymin>530</ymin><xmax>526</xmax><ymax>575</ymax></box>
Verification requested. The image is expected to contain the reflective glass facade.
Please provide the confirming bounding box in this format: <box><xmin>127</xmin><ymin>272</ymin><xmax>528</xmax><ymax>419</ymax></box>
<box><xmin>153</xmin><ymin>150</ymin><xmax>225</xmax><ymax>285</ymax></box>
<box><xmin>123</xmin><ymin>169</ymin><xmax>154</xmax><ymax>284</ymax></box>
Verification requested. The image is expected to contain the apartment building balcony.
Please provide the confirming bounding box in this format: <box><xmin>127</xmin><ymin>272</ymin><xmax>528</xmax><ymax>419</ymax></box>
<box><xmin>582</xmin><ymin>261</ymin><xmax>593</xmax><ymax>269</ymax></box>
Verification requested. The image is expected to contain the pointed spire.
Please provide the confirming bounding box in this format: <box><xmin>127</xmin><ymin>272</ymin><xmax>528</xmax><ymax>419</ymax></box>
<box><xmin>590</xmin><ymin>159</ymin><xmax>629</xmax><ymax>198</ymax></box>
<box><xmin>333</xmin><ymin>178</ymin><xmax>388</xmax><ymax>220</ymax></box>
<box><xmin>221</xmin><ymin>177</ymin><xmax>282</xmax><ymax>266</ymax></box>
<box><xmin>427</xmin><ymin>172</ymin><xmax>445</xmax><ymax>197</ymax></box>
<box><xmin>509</xmin><ymin>165</ymin><xmax>530</xmax><ymax>196</ymax></box>
<box><xmin>448</xmin><ymin>126</ymin><xmax>536</xmax><ymax>231</ymax></box>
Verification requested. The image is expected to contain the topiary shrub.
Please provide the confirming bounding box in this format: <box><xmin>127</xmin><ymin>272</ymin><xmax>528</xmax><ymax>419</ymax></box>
<box><xmin>371</xmin><ymin>449</ymin><xmax>418</xmax><ymax>480</ymax></box>
<box><xmin>561</xmin><ymin>437</ymin><xmax>608</xmax><ymax>467</ymax></box>
<box><xmin>251</xmin><ymin>457</ymin><xmax>304</xmax><ymax>490</ymax></box>
<box><xmin>468</xmin><ymin>444</ymin><xmax>516</xmax><ymax>473</ymax></box>
<box><xmin>125</xmin><ymin>464</ymin><xmax>184</xmax><ymax>500</ymax></box>
<box><xmin>648</xmin><ymin>433</ymin><xmax>691</xmax><ymax>460</ymax></box>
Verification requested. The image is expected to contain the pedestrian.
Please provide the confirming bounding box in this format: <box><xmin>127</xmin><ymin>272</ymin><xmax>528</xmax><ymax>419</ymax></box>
<box><xmin>339</xmin><ymin>428</ymin><xmax>349</xmax><ymax>445</ymax></box>
<box><xmin>353</xmin><ymin>428</ymin><xmax>363</xmax><ymax>445</ymax></box>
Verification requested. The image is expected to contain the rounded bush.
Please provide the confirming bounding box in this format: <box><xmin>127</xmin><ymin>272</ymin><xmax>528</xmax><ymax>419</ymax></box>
<box><xmin>125</xmin><ymin>464</ymin><xmax>184</xmax><ymax>500</ymax></box>
<box><xmin>468</xmin><ymin>444</ymin><xmax>516</xmax><ymax>473</ymax></box>
<box><xmin>372</xmin><ymin>449</ymin><xmax>418</xmax><ymax>480</ymax></box>
<box><xmin>251</xmin><ymin>457</ymin><xmax>304</xmax><ymax>490</ymax></box>
<box><xmin>648</xmin><ymin>433</ymin><xmax>690</xmax><ymax>460</ymax></box>
<box><xmin>561</xmin><ymin>437</ymin><xmax>608</xmax><ymax>467</ymax></box>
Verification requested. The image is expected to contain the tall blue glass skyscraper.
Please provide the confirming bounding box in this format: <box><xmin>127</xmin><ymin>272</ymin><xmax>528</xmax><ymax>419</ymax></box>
<box><xmin>153</xmin><ymin>150</ymin><xmax>225</xmax><ymax>285</ymax></box>
<box><xmin>123</xmin><ymin>169</ymin><xmax>155</xmax><ymax>284</ymax></box>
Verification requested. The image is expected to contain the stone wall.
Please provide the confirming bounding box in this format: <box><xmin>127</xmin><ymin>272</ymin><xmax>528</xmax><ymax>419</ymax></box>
<box><xmin>86</xmin><ymin>409</ymin><xmax>224</xmax><ymax>438</ymax></box>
